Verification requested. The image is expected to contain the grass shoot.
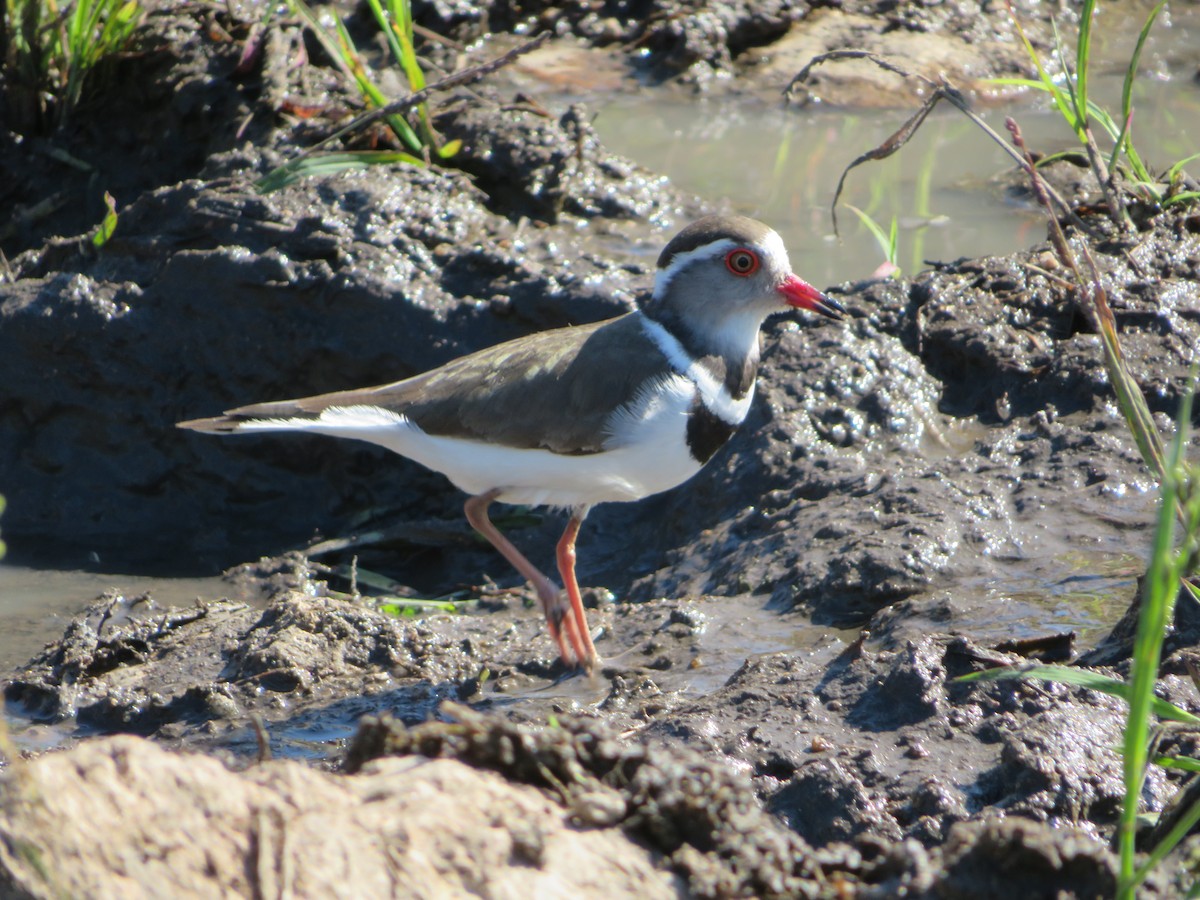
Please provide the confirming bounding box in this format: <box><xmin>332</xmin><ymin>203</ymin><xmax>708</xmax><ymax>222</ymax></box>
<box><xmin>258</xmin><ymin>0</ymin><xmax>461</xmax><ymax>191</ymax></box>
<box><xmin>844</xmin><ymin>204</ymin><xmax>900</xmax><ymax>278</ymax></box>
<box><xmin>989</xmin><ymin>0</ymin><xmax>1200</xmax><ymax>224</ymax></box>
<box><xmin>90</xmin><ymin>190</ymin><xmax>117</xmax><ymax>248</ymax></box>
<box><xmin>1117</xmin><ymin>376</ymin><xmax>1199</xmax><ymax>896</ymax></box>
<box><xmin>2</xmin><ymin>0</ymin><xmax>143</xmax><ymax>131</ymax></box>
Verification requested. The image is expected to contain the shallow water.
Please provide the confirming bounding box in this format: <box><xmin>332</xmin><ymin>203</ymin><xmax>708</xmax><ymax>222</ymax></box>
<box><xmin>593</xmin><ymin>74</ymin><xmax>1200</xmax><ymax>289</ymax></box>
<box><xmin>0</xmin><ymin>566</ymin><xmax>231</xmax><ymax>672</ymax></box>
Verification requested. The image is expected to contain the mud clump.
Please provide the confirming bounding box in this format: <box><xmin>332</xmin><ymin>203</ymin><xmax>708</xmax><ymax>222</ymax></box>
<box><xmin>640</xmin><ymin>635</ymin><xmax>1178</xmax><ymax>853</ymax></box>
<box><xmin>0</xmin><ymin>659</ymin><xmax>1168</xmax><ymax>898</ymax></box>
<box><xmin>0</xmin><ymin>714</ymin><xmax>1142</xmax><ymax>899</ymax></box>
<box><xmin>346</xmin><ymin>704</ymin><xmax>829</xmax><ymax>899</ymax></box>
<box><xmin>4</xmin><ymin>586</ymin><xmax>476</xmax><ymax>750</ymax></box>
<box><xmin>0</xmin><ymin>734</ymin><xmax>677</xmax><ymax>900</ymax></box>
<box><xmin>414</xmin><ymin>0</ymin><xmax>1053</xmax><ymax>89</ymax></box>
<box><xmin>5</xmin><ymin>587</ymin><xmax>1179</xmax><ymax>895</ymax></box>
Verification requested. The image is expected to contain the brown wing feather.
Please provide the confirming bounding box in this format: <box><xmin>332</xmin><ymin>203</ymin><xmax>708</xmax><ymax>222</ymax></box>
<box><xmin>180</xmin><ymin>313</ymin><xmax>676</xmax><ymax>455</ymax></box>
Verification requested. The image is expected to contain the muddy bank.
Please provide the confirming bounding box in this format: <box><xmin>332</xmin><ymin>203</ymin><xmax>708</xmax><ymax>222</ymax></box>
<box><xmin>4</xmin><ymin>149</ymin><xmax>1195</xmax><ymax>615</ymax></box>
<box><xmin>6</xmin><ymin>579</ymin><xmax>1193</xmax><ymax>847</ymax></box>
<box><xmin>0</xmin><ymin>705</ymin><xmax>1158</xmax><ymax>898</ymax></box>
<box><xmin>0</xmin><ymin>732</ymin><xmax>679</xmax><ymax>899</ymax></box>
<box><xmin>2</xmin><ymin>1</ymin><xmax>1200</xmax><ymax>897</ymax></box>
<box><xmin>1</xmin><ymin>106</ymin><xmax>691</xmax><ymax>570</ymax></box>
<box><xmin>417</xmin><ymin>0</ymin><xmax>1055</xmax><ymax>93</ymax></box>
<box><xmin>1</xmin><ymin>0</ymin><xmax>1063</xmax><ymax>264</ymax></box>
<box><xmin>3</xmin><ymin>570</ymin><xmax>1198</xmax><ymax>894</ymax></box>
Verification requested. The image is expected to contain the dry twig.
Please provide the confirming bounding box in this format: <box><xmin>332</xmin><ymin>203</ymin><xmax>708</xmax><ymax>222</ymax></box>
<box><xmin>787</xmin><ymin>51</ymin><xmax>1088</xmax><ymax>236</ymax></box>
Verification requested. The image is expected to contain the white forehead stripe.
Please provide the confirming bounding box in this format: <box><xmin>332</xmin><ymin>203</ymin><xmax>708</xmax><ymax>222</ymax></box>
<box><xmin>653</xmin><ymin>228</ymin><xmax>791</xmax><ymax>300</ymax></box>
<box><xmin>654</xmin><ymin>238</ymin><xmax>737</xmax><ymax>300</ymax></box>
<box><xmin>759</xmin><ymin>227</ymin><xmax>790</xmax><ymax>272</ymax></box>
<box><xmin>638</xmin><ymin>314</ymin><xmax>753</xmax><ymax>426</ymax></box>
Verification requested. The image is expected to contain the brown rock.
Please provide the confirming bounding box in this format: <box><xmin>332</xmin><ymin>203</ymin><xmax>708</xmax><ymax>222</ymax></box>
<box><xmin>0</xmin><ymin>736</ymin><xmax>676</xmax><ymax>899</ymax></box>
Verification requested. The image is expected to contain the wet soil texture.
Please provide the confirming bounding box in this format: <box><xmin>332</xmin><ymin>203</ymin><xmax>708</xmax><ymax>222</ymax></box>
<box><xmin>2</xmin><ymin>1</ymin><xmax>1200</xmax><ymax>897</ymax></box>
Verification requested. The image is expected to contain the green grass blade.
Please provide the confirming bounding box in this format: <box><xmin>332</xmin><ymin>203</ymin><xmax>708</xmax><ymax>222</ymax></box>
<box><xmin>1167</xmin><ymin>153</ymin><xmax>1200</xmax><ymax>183</ymax></box>
<box><xmin>91</xmin><ymin>190</ymin><xmax>118</xmax><ymax>248</ymax></box>
<box><xmin>1164</xmin><ymin>191</ymin><xmax>1200</xmax><ymax>209</ymax></box>
<box><xmin>1051</xmin><ymin>20</ymin><xmax>1085</xmax><ymax>140</ymax></box>
<box><xmin>1075</xmin><ymin>0</ymin><xmax>1094</xmax><ymax>135</ymax></box>
<box><xmin>1112</xmin><ymin>2</ymin><xmax>1166</xmax><ymax>177</ymax></box>
<box><xmin>844</xmin><ymin>204</ymin><xmax>899</xmax><ymax>275</ymax></box>
<box><xmin>987</xmin><ymin>75</ymin><xmax>1115</xmax><ymax>141</ymax></box>
<box><xmin>331</xmin><ymin>18</ymin><xmax>378</xmax><ymax>102</ymax></box>
<box><xmin>1183</xmin><ymin>579</ymin><xmax>1200</xmax><ymax>605</ymax></box>
<box><xmin>1034</xmin><ymin>149</ymin><xmax>1089</xmax><ymax>168</ymax></box>
<box><xmin>986</xmin><ymin>77</ymin><xmax>1050</xmax><ymax>90</ymax></box>
<box><xmin>1123</xmin><ymin>133</ymin><xmax>1152</xmax><ymax>185</ymax></box>
<box><xmin>845</xmin><ymin>204</ymin><xmax>886</xmax><ymax>247</ymax></box>
<box><xmin>1085</xmin><ymin>98</ymin><xmax>1119</xmax><ymax>142</ymax></box>
<box><xmin>1153</xmin><ymin>756</ymin><xmax>1200</xmax><ymax>774</ymax></box>
<box><xmin>330</xmin><ymin>14</ymin><xmax>422</xmax><ymax>152</ymax></box>
<box><xmin>1097</xmin><ymin>309</ymin><xmax>1167</xmax><ymax>479</ymax></box>
<box><xmin>1131</xmin><ymin>790</ymin><xmax>1200</xmax><ymax>891</ymax></box>
<box><xmin>391</xmin><ymin>23</ymin><xmax>442</xmax><ymax>149</ymax></box>
<box><xmin>393</xmin><ymin>24</ymin><xmax>425</xmax><ymax>91</ymax></box>
<box><xmin>364</xmin><ymin>0</ymin><xmax>406</xmax><ymax>67</ymax></box>
<box><xmin>364</xmin><ymin>0</ymin><xmax>437</xmax><ymax>151</ymax></box>
<box><xmin>255</xmin><ymin>150</ymin><xmax>425</xmax><ymax>192</ymax></box>
<box><xmin>97</xmin><ymin>0</ymin><xmax>140</xmax><ymax>53</ymax></box>
<box><xmin>914</xmin><ymin>134</ymin><xmax>939</xmax><ymax>219</ymax></box>
<box><xmin>378</xmin><ymin>598</ymin><xmax>459</xmax><ymax>615</ymax></box>
<box><xmin>771</xmin><ymin>126</ymin><xmax>794</xmax><ymax>185</ymax></box>
<box><xmin>1008</xmin><ymin>11</ymin><xmax>1078</xmax><ymax>135</ymax></box>
<box><xmin>384</xmin><ymin>0</ymin><xmax>414</xmax><ymax>44</ymax></box>
<box><xmin>1118</xmin><ymin>394</ymin><xmax>1195</xmax><ymax>896</ymax></box>
<box><xmin>289</xmin><ymin>0</ymin><xmax>423</xmax><ymax>153</ymax></box>
<box><xmin>290</xmin><ymin>1</ymin><xmax>356</xmax><ymax>83</ymax></box>
<box><xmin>959</xmin><ymin>664</ymin><xmax>1200</xmax><ymax>724</ymax></box>
<box><xmin>51</xmin><ymin>0</ymin><xmax>142</xmax><ymax>124</ymax></box>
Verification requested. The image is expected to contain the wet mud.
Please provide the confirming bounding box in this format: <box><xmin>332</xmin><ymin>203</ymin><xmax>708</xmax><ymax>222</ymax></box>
<box><xmin>2</xmin><ymin>1</ymin><xmax>1200</xmax><ymax>896</ymax></box>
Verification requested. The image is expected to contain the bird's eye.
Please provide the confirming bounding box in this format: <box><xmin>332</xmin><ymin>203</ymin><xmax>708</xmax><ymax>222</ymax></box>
<box><xmin>725</xmin><ymin>249</ymin><xmax>759</xmax><ymax>277</ymax></box>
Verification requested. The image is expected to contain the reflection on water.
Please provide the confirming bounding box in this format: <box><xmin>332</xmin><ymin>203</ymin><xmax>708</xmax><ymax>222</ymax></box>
<box><xmin>594</xmin><ymin>70</ymin><xmax>1200</xmax><ymax>288</ymax></box>
<box><xmin>593</xmin><ymin>0</ymin><xmax>1200</xmax><ymax>288</ymax></box>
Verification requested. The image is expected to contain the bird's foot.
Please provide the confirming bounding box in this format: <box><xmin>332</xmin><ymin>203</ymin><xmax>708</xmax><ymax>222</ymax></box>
<box><xmin>540</xmin><ymin>587</ymin><xmax>596</xmax><ymax>673</ymax></box>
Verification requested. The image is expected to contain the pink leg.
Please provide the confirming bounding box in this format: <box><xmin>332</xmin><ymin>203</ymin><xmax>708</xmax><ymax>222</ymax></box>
<box><xmin>556</xmin><ymin>507</ymin><xmax>597</xmax><ymax>671</ymax></box>
<box><xmin>464</xmin><ymin>490</ymin><xmax>579</xmax><ymax>668</ymax></box>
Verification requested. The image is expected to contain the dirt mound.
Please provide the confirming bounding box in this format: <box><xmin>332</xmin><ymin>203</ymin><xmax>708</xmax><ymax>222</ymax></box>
<box><xmin>0</xmin><ymin>734</ymin><xmax>672</xmax><ymax>899</ymax></box>
<box><xmin>0</xmin><ymin>706</ymin><xmax>1148</xmax><ymax>899</ymax></box>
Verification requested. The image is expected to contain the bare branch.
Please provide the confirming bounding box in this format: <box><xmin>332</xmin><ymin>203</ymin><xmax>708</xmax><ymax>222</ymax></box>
<box><xmin>786</xmin><ymin>50</ymin><xmax>1088</xmax><ymax>236</ymax></box>
<box><xmin>286</xmin><ymin>32</ymin><xmax>552</xmax><ymax>164</ymax></box>
<box><xmin>347</xmin><ymin>32</ymin><xmax>552</xmax><ymax>137</ymax></box>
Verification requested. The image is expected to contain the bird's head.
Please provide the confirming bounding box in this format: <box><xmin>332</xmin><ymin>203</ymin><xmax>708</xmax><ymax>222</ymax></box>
<box><xmin>650</xmin><ymin>215</ymin><xmax>843</xmax><ymax>357</ymax></box>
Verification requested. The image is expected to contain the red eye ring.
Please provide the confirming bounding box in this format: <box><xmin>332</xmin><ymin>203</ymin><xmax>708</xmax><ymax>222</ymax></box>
<box><xmin>725</xmin><ymin>248</ymin><xmax>759</xmax><ymax>277</ymax></box>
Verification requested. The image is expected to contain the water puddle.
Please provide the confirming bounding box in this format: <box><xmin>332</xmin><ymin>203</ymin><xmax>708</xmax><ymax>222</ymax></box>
<box><xmin>592</xmin><ymin>4</ymin><xmax>1200</xmax><ymax>286</ymax></box>
<box><xmin>0</xmin><ymin>565</ymin><xmax>233</xmax><ymax>672</ymax></box>
<box><xmin>944</xmin><ymin>554</ymin><xmax>1142</xmax><ymax>649</ymax></box>
<box><xmin>594</xmin><ymin>70</ymin><xmax>1200</xmax><ymax>289</ymax></box>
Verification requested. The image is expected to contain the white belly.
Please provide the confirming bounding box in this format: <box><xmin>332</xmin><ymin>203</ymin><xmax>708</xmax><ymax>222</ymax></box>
<box><xmin>235</xmin><ymin>375</ymin><xmax>706</xmax><ymax>508</ymax></box>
